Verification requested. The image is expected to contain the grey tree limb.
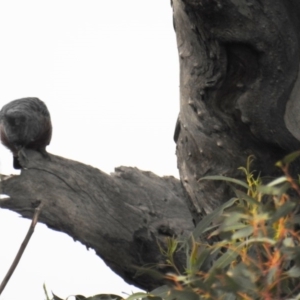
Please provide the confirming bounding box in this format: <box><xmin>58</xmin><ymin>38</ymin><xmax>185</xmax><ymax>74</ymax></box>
<box><xmin>0</xmin><ymin>150</ymin><xmax>193</xmax><ymax>290</ymax></box>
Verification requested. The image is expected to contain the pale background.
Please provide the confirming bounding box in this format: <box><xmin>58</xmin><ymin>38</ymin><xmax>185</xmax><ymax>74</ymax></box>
<box><xmin>0</xmin><ymin>1</ymin><xmax>179</xmax><ymax>299</ymax></box>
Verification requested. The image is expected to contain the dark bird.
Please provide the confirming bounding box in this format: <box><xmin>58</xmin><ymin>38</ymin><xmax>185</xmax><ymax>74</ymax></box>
<box><xmin>0</xmin><ymin>97</ymin><xmax>52</xmax><ymax>169</ymax></box>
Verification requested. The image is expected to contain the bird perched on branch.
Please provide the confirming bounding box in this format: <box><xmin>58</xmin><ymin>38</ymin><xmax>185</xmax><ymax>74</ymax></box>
<box><xmin>0</xmin><ymin>97</ymin><xmax>52</xmax><ymax>169</ymax></box>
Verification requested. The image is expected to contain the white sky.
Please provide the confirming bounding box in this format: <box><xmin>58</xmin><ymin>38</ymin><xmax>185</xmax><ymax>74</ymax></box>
<box><xmin>0</xmin><ymin>1</ymin><xmax>179</xmax><ymax>299</ymax></box>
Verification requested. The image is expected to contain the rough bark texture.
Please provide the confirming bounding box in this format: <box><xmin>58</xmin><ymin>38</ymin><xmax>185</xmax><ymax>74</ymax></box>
<box><xmin>0</xmin><ymin>150</ymin><xmax>193</xmax><ymax>290</ymax></box>
<box><xmin>2</xmin><ymin>0</ymin><xmax>300</xmax><ymax>292</ymax></box>
<box><xmin>173</xmin><ymin>0</ymin><xmax>300</xmax><ymax>223</ymax></box>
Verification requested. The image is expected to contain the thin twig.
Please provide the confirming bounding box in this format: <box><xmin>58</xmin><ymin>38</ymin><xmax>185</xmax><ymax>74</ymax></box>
<box><xmin>43</xmin><ymin>282</ymin><xmax>51</xmax><ymax>300</ymax></box>
<box><xmin>0</xmin><ymin>202</ymin><xmax>43</xmax><ymax>295</ymax></box>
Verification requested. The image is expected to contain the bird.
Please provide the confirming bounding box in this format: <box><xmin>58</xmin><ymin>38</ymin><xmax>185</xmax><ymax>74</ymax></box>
<box><xmin>0</xmin><ymin>97</ymin><xmax>52</xmax><ymax>169</ymax></box>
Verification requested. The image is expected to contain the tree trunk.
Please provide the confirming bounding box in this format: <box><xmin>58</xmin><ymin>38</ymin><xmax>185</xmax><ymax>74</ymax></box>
<box><xmin>2</xmin><ymin>0</ymin><xmax>300</xmax><ymax>292</ymax></box>
<box><xmin>173</xmin><ymin>0</ymin><xmax>300</xmax><ymax>223</ymax></box>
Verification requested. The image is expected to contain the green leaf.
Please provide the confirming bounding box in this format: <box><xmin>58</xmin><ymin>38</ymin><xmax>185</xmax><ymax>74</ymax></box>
<box><xmin>189</xmin><ymin>246</ymin><xmax>211</xmax><ymax>273</ymax></box>
<box><xmin>227</xmin><ymin>263</ymin><xmax>257</xmax><ymax>293</ymax></box>
<box><xmin>134</xmin><ymin>266</ymin><xmax>165</xmax><ymax>281</ymax></box>
<box><xmin>199</xmin><ymin>175</ymin><xmax>249</xmax><ymax>189</ymax></box>
<box><xmin>269</xmin><ymin>201</ymin><xmax>296</xmax><ymax>224</ymax></box>
<box><xmin>257</xmin><ymin>183</ymin><xmax>290</xmax><ymax>196</ymax></box>
<box><xmin>231</xmin><ymin>226</ymin><xmax>253</xmax><ymax>240</ymax></box>
<box><xmin>214</xmin><ymin>223</ymin><xmax>248</xmax><ymax>236</ymax></box>
<box><xmin>267</xmin><ymin>176</ymin><xmax>288</xmax><ymax>186</ymax></box>
<box><xmin>281</xmin><ymin>246</ymin><xmax>300</xmax><ymax>262</ymax></box>
<box><xmin>233</xmin><ymin>189</ymin><xmax>260</xmax><ymax>206</ymax></box>
<box><xmin>239</xmin><ymin>237</ymin><xmax>276</xmax><ymax>247</ymax></box>
<box><xmin>189</xmin><ymin>276</ymin><xmax>209</xmax><ymax>291</ymax></box>
<box><xmin>286</xmin><ymin>266</ymin><xmax>300</xmax><ymax>278</ymax></box>
<box><xmin>218</xmin><ymin>273</ymin><xmax>241</xmax><ymax>293</ymax></box>
<box><xmin>222</xmin><ymin>212</ymin><xmax>249</xmax><ymax>225</ymax></box>
<box><xmin>150</xmin><ymin>285</ymin><xmax>170</xmax><ymax>299</ymax></box>
<box><xmin>277</xmin><ymin>150</ymin><xmax>300</xmax><ymax>166</ymax></box>
<box><xmin>283</xmin><ymin>237</ymin><xmax>295</xmax><ymax>247</ymax></box>
<box><xmin>125</xmin><ymin>292</ymin><xmax>150</xmax><ymax>300</ymax></box>
<box><xmin>192</xmin><ymin>197</ymin><xmax>237</xmax><ymax>238</ymax></box>
<box><xmin>266</xmin><ymin>266</ymin><xmax>278</xmax><ymax>285</ymax></box>
<box><xmin>210</xmin><ymin>249</ymin><xmax>239</xmax><ymax>272</ymax></box>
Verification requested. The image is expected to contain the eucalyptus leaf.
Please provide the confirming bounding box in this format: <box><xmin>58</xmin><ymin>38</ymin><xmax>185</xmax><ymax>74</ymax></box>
<box><xmin>220</xmin><ymin>223</ymin><xmax>248</xmax><ymax>233</ymax></box>
<box><xmin>281</xmin><ymin>246</ymin><xmax>300</xmax><ymax>261</ymax></box>
<box><xmin>150</xmin><ymin>285</ymin><xmax>170</xmax><ymax>299</ymax></box>
<box><xmin>189</xmin><ymin>276</ymin><xmax>209</xmax><ymax>291</ymax></box>
<box><xmin>186</xmin><ymin>245</ymin><xmax>211</xmax><ymax>274</ymax></box>
<box><xmin>278</xmin><ymin>150</ymin><xmax>300</xmax><ymax>166</ymax></box>
<box><xmin>228</xmin><ymin>262</ymin><xmax>257</xmax><ymax>287</ymax></box>
<box><xmin>286</xmin><ymin>266</ymin><xmax>300</xmax><ymax>278</ymax></box>
<box><xmin>267</xmin><ymin>176</ymin><xmax>288</xmax><ymax>186</ymax></box>
<box><xmin>231</xmin><ymin>226</ymin><xmax>253</xmax><ymax>239</ymax></box>
<box><xmin>269</xmin><ymin>201</ymin><xmax>295</xmax><ymax>224</ymax></box>
<box><xmin>189</xmin><ymin>247</ymin><xmax>211</xmax><ymax>273</ymax></box>
<box><xmin>257</xmin><ymin>183</ymin><xmax>290</xmax><ymax>196</ymax></box>
<box><xmin>192</xmin><ymin>198</ymin><xmax>237</xmax><ymax>238</ymax></box>
<box><xmin>211</xmin><ymin>249</ymin><xmax>239</xmax><ymax>271</ymax></box>
<box><xmin>239</xmin><ymin>237</ymin><xmax>276</xmax><ymax>247</ymax></box>
<box><xmin>283</xmin><ymin>237</ymin><xmax>295</xmax><ymax>247</ymax></box>
<box><xmin>218</xmin><ymin>273</ymin><xmax>241</xmax><ymax>293</ymax></box>
<box><xmin>134</xmin><ymin>266</ymin><xmax>165</xmax><ymax>281</ymax></box>
<box><xmin>125</xmin><ymin>292</ymin><xmax>150</xmax><ymax>300</ymax></box>
<box><xmin>266</xmin><ymin>266</ymin><xmax>277</xmax><ymax>285</ymax></box>
<box><xmin>199</xmin><ymin>175</ymin><xmax>249</xmax><ymax>189</ymax></box>
<box><xmin>222</xmin><ymin>212</ymin><xmax>248</xmax><ymax>226</ymax></box>
<box><xmin>233</xmin><ymin>189</ymin><xmax>260</xmax><ymax>206</ymax></box>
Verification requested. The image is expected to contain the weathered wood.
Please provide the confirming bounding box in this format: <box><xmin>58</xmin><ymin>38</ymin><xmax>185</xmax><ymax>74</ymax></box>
<box><xmin>173</xmin><ymin>0</ymin><xmax>300</xmax><ymax>223</ymax></box>
<box><xmin>0</xmin><ymin>150</ymin><xmax>193</xmax><ymax>290</ymax></box>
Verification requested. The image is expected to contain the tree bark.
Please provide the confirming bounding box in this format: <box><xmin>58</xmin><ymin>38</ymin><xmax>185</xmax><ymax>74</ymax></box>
<box><xmin>173</xmin><ymin>0</ymin><xmax>300</xmax><ymax>223</ymax></box>
<box><xmin>0</xmin><ymin>150</ymin><xmax>193</xmax><ymax>290</ymax></box>
<box><xmin>2</xmin><ymin>0</ymin><xmax>300</xmax><ymax>292</ymax></box>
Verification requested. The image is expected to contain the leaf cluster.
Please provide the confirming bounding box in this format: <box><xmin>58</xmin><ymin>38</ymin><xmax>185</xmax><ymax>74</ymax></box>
<box><xmin>127</xmin><ymin>154</ymin><xmax>300</xmax><ymax>300</ymax></box>
<box><xmin>52</xmin><ymin>292</ymin><xmax>123</xmax><ymax>300</ymax></box>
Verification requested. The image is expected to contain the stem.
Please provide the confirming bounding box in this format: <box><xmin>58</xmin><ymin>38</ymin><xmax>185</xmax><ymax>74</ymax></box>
<box><xmin>0</xmin><ymin>203</ymin><xmax>43</xmax><ymax>294</ymax></box>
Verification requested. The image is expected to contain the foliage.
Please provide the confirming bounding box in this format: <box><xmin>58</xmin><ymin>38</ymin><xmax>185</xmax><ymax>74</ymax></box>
<box><xmin>126</xmin><ymin>154</ymin><xmax>300</xmax><ymax>300</ymax></box>
<box><xmin>43</xmin><ymin>281</ymin><xmax>122</xmax><ymax>300</ymax></box>
<box><xmin>51</xmin><ymin>292</ymin><xmax>123</xmax><ymax>300</ymax></box>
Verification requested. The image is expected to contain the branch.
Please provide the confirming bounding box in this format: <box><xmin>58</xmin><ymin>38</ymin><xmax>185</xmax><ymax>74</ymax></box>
<box><xmin>0</xmin><ymin>202</ymin><xmax>43</xmax><ymax>294</ymax></box>
<box><xmin>0</xmin><ymin>150</ymin><xmax>193</xmax><ymax>290</ymax></box>
<box><xmin>172</xmin><ymin>0</ymin><xmax>300</xmax><ymax>222</ymax></box>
